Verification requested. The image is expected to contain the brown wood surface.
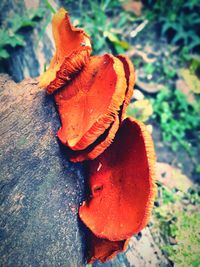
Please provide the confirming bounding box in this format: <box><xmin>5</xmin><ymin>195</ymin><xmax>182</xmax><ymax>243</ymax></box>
<box><xmin>0</xmin><ymin>75</ymin><xmax>86</xmax><ymax>267</ymax></box>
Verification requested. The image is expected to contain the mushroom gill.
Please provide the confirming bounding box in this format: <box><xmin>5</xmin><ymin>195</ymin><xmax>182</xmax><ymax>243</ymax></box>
<box><xmin>68</xmin><ymin>115</ymin><xmax>119</xmax><ymax>162</ymax></box>
<box><xmin>117</xmin><ymin>55</ymin><xmax>135</xmax><ymax>121</ymax></box>
<box><xmin>39</xmin><ymin>8</ymin><xmax>91</xmax><ymax>94</ymax></box>
<box><xmin>54</xmin><ymin>54</ymin><xmax>127</xmax><ymax>151</ymax></box>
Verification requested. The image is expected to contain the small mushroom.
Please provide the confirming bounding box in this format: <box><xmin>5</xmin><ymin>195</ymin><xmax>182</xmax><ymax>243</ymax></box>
<box><xmin>55</xmin><ymin>54</ymin><xmax>127</xmax><ymax>151</ymax></box>
<box><xmin>86</xmin><ymin>231</ymin><xmax>128</xmax><ymax>264</ymax></box>
<box><xmin>79</xmin><ymin>117</ymin><xmax>156</xmax><ymax>241</ymax></box>
<box><xmin>39</xmin><ymin>8</ymin><xmax>92</xmax><ymax>93</ymax></box>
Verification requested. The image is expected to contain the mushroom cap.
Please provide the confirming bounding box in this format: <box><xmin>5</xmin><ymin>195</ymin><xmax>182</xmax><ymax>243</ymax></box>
<box><xmin>55</xmin><ymin>54</ymin><xmax>127</xmax><ymax>150</ymax></box>
<box><xmin>39</xmin><ymin>8</ymin><xmax>92</xmax><ymax>93</ymax></box>
<box><xmin>79</xmin><ymin>117</ymin><xmax>156</xmax><ymax>241</ymax></box>
<box><xmin>61</xmin><ymin>55</ymin><xmax>135</xmax><ymax>162</ymax></box>
<box><xmin>87</xmin><ymin>231</ymin><xmax>127</xmax><ymax>264</ymax></box>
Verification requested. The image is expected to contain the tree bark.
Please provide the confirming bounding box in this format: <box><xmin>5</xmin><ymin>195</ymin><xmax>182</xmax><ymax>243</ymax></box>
<box><xmin>0</xmin><ymin>75</ymin><xmax>86</xmax><ymax>267</ymax></box>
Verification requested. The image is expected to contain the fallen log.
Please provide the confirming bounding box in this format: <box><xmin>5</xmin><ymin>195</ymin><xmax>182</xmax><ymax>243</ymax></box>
<box><xmin>0</xmin><ymin>75</ymin><xmax>86</xmax><ymax>267</ymax></box>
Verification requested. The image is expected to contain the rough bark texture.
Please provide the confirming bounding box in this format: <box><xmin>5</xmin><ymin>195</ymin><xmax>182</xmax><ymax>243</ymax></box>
<box><xmin>0</xmin><ymin>75</ymin><xmax>86</xmax><ymax>267</ymax></box>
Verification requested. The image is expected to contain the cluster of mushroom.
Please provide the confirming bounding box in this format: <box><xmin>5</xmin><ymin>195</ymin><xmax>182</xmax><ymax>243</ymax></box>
<box><xmin>39</xmin><ymin>8</ymin><xmax>156</xmax><ymax>264</ymax></box>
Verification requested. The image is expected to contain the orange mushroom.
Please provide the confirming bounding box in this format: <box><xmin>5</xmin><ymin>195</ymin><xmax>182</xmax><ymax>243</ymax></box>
<box><xmin>117</xmin><ymin>55</ymin><xmax>135</xmax><ymax>121</ymax></box>
<box><xmin>79</xmin><ymin>117</ymin><xmax>156</xmax><ymax>241</ymax></box>
<box><xmin>39</xmin><ymin>8</ymin><xmax>135</xmax><ymax>160</ymax></box>
<box><xmin>87</xmin><ymin>231</ymin><xmax>128</xmax><ymax>264</ymax></box>
<box><xmin>54</xmin><ymin>54</ymin><xmax>127</xmax><ymax>151</ymax></box>
<box><xmin>68</xmin><ymin>115</ymin><xmax>119</xmax><ymax>162</ymax></box>
<box><xmin>64</xmin><ymin>56</ymin><xmax>135</xmax><ymax>162</ymax></box>
<box><xmin>39</xmin><ymin>8</ymin><xmax>156</xmax><ymax>264</ymax></box>
<box><xmin>39</xmin><ymin>8</ymin><xmax>92</xmax><ymax>94</ymax></box>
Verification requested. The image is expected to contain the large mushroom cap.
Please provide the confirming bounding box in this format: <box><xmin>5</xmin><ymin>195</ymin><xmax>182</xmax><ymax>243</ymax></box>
<box><xmin>64</xmin><ymin>55</ymin><xmax>135</xmax><ymax>162</ymax></box>
<box><xmin>39</xmin><ymin>8</ymin><xmax>92</xmax><ymax>93</ymax></box>
<box><xmin>79</xmin><ymin>117</ymin><xmax>156</xmax><ymax>241</ymax></box>
<box><xmin>55</xmin><ymin>54</ymin><xmax>127</xmax><ymax>151</ymax></box>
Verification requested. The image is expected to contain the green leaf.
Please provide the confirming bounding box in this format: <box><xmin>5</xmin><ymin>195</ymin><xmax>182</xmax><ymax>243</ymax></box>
<box><xmin>8</xmin><ymin>34</ymin><xmax>25</xmax><ymax>47</ymax></box>
<box><xmin>0</xmin><ymin>30</ymin><xmax>25</xmax><ymax>48</ymax></box>
<box><xmin>0</xmin><ymin>48</ymin><xmax>10</xmax><ymax>59</ymax></box>
<box><xmin>171</xmin><ymin>31</ymin><xmax>185</xmax><ymax>44</ymax></box>
<box><xmin>43</xmin><ymin>0</ymin><xmax>56</xmax><ymax>14</ymax></box>
<box><xmin>8</xmin><ymin>14</ymin><xmax>36</xmax><ymax>32</ymax></box>
<box><xmin>161</xmin><ymin>21</ymin><xmax>177</xmax><ymax>35</ymax></box>
<box><xmin>106</xmin><ymin>32</ymin><xmax>129</xmax><ymax>52</ymax></box>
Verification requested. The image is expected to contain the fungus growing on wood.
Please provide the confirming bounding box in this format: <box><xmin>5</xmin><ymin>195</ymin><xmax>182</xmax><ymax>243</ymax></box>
<box><xmin>39</xmin><ymin>7</ymin><xmax>156</xmax><ymax>264</ymax></box>
<box><xmin>39</xmin><ymin>8</ymin><xmax>91</xmax><ymax>94</ymax></box>
<box><xmin>67</xmin><ymin>54</ymin><xmax>135</xmax><ymax>162</ymax></box>
<box><xmin>79</xmin><ymin>117</ymin><xmax>156</xmax><ymax>241</ymax></box>
<box><xmin>117</xmin><ymin>55</ymin><xmax>135</xmax><ymax>121</ymax></box>
<box><xmin>68</xmin><ymin>115</ymin><xmax>119</xmax><ymax>162</ymax></box>
<box><xmin>86</xmin><ymin>231</ymin><xmax>128</xmax><ymax>264</ymax></box>
<box><xmin>54</xmin><ymin>54</ymin><xmax>127</xmax><ymax>151</ymax></box>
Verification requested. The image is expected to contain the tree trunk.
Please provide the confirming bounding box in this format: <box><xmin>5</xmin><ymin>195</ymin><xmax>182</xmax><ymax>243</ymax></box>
<box><xmin>0</xmin><ymin>75</ymin><xmax>86</xmax><ymax>267</ymax></box>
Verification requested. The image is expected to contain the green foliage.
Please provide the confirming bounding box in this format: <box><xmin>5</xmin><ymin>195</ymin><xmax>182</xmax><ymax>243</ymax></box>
<box><xmin>162</xmin><ymin>63</ymin><xmax>176</xmax><ymax>79</ymax></box>
<box><xmin>154</xmin><ymin>186</ymin><xmax>179</xmax><ymax>241</ymax></box>
<box><xmin>145</xmin><ymin>0</ymin><xmax>200</xmax><ymax>58</ymax></box>
<box><xmin>0</xmin><ymin>8</ymin><xmax>45</xmax><ymax>61</ymax></box>
<box><xmin>127</xmin><ymin>99</ymin><xmax>153</xmax><ymax>122</ymax></box>
<box><xmin>76</xmin><ymin>0</ymin><xmax>130</xmax><ymax>54</ymax></box>
<box><xmin>164</xmin><ymin>211</ymin><xmax>200</xmax><ymax>267</ymax></box>
<box><xmin>144</xmin><ymin>63</ymin><xmax>155</xmax><ymax>76</ymax></box>
<box><xmin>0</xmin><ymin>30</ymin><xmax>25</xmax><ymax>59</ymax></box>
<box><xmin>43</xmin><ymin>0</ymin><xmax>56</xmax><ymax>14</ymax></box>
<box><xmin>154</xmin><ymin>184</ymin><xmax>200</xmax><ymax>267</ymax></box>
<box><xmin>151</xmin><ymin>88</ymin><xmax>200</xmax><ymax>153</ymax></box>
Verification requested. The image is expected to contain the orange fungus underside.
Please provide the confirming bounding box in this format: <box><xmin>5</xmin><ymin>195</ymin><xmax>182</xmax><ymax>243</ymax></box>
<box><xmin>68</xmin><ymin>115</ymin><xmax>120</xmax><ymax>162</ymax></box>
<box><xmin>87</xmin><ymin>231</ymin><xmax>128</xmax><ymax>264</ymax></box>
<box><xmin>117</xmin><ymin>55</ymin><xmax>135</xmax><ymax>120</ymax></box>
<box><xmin>55</xmin><ymin>54</ymin><xmax>127</xmax><ymax>151</ymax></box>
<box><xmin>39</xmin><ymin>8</ymin><xmax>91</xmax><ymax>93</ymax></box>
<box><xmin>79</xmin><ymin>117</ymin><xmax>156</xmax><ymax>241</ymax></box>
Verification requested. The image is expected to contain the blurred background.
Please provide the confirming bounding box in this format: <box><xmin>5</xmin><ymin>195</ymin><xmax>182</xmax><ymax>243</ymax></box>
<box><xmin>0</xmin><ymin>0</ymin><xmax>199</xmax><ymax>266</ymax></box>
